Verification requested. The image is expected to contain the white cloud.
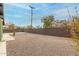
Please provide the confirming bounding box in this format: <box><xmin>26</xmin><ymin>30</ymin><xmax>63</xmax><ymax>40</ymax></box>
<box><xmin>5</xmin><ymin>3</ymin><xmax>31</xmax><ymax>10</ymax></box>
<box><xmin>46</xmin><ymin>6</ymin><xmax>77</xmax><ymax>20</ymax></box>
<box><xmin>5</xmin><ymin>3</ymin><xmax>47</xmax><ymax>11</ymax></box>
<box><xmin>4</xmin><ymin>14</ymin><xmax>23</xmax><ymax>18</ymax></box>
<box><xmin>5</xmin><ymin>3</ymin><xmax>79</xmax><ymax>20</ymax></box>
<box><xmin>5</xmin><ymin>3</ymin><xmax>55</xmax><ymax>12</ymax></box>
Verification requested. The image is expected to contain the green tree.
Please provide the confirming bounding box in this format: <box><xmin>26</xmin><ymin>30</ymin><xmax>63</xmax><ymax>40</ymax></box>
<box><xmin>41</xmin><ymin>16</ymin><xmax>55</xmax><ymax>28</ymax></box>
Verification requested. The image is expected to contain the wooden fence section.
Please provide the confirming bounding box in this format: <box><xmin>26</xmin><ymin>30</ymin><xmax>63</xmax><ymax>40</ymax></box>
<box><xmin>26</xmin><ymin>28</ymin><xmax>70</xmax><ymax>37</ymax></box>
<box><xmin>3</xmin><ymin>28</ymin><xmax>71</xmax><ymax>37</ymax></box>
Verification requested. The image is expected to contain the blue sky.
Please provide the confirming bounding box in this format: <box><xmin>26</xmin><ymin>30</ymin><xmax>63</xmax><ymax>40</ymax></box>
<box><xmin>4</xmin><ymin>3</ymin><xmax>79</xmax><ymax>27</ymax></box>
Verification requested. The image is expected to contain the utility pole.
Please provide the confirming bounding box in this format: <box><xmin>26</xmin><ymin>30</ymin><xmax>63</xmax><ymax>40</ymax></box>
<box><xmin>29</xmin><ymin>5</ymin><xmax>35</xmax><ymax>28</ymax></box>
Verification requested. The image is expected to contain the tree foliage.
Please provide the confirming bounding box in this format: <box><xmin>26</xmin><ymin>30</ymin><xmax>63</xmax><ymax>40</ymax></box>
<box><xmin>41</xmin><ymin>16</ymin><xmax>55</xmax><ymax>28</ymax></box>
